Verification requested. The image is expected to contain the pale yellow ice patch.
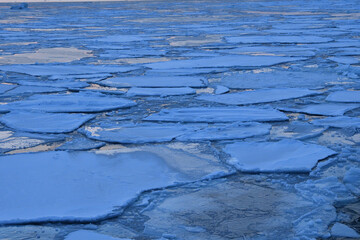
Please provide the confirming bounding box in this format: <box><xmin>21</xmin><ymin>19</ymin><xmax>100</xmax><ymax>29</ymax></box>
<box><xmin>0</xmin><ymin>47</ymin><xmax>92</xmax><ymax>64</ymax></box>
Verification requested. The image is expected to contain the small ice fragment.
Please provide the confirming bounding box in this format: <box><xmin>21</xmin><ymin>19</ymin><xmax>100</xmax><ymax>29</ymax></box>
<box><xmin>126</xmin><ymin>87</ymin><xmax>195</xmax><ymax>97</ymax></box>
<box><xmin>278</xmin><ymin>103</ymin><xmax>359</xmax><ymax>116</ymax></box>
<box><xmin>328</xmin><ymin>57</ymin><xmax>359</xmax><ymax>65</ymax></box>
<box><xmin>214</xmin><ymin>85</ymin><xmax>229</xmax><ymax>94</ymax></box>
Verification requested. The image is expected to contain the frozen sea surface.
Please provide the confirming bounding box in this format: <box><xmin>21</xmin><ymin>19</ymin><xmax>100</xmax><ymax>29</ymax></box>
<box><xmin>0</xmin><ymin>0</ymin><xmax>360</xmax><ymax>239</ymax></box>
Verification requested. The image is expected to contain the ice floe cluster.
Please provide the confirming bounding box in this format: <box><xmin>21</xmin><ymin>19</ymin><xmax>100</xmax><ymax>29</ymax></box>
<box><xmin>0</xmin><ymin>0</ymin><xmax>359</xmax><ymax>239</ymax></box>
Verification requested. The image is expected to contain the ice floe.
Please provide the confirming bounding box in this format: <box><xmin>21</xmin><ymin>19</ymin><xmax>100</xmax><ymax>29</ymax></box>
<box><xmin>278</xmin><ymin>103</ymin><xmax>359</xmax><ymax>116</ymax></box>
<box><xmin>197</xmin><ymin>88</ymin><xmax>318</xmax><ymax>105</ymax></box>
<box><xmin>176</xmin><ymin>122</ymin><xmax>271</xmax><ymax>141</ymax></box>
<box><xmin>56</xmin><ymin>137</ymin><xmax>105</xmax><ymax>151</ymax></box>
<box><xmin>126</xmin><ymin>87</ymin><xmax>195</xmax><ymax>96</ymax></box>
<box><xmin>146</xmin><ymin>55</ymin><xmax>306</xmax><ymax>69</ymax></box>
<box><xmin>144</xmin><ymin>107</ymin><xmax>288</xmax><ymax>123</ymax></box>
<box><xmin>214</xmin><ymin>85</ymin><xmax>229</xmax><ymax>94</ymax></box>
<box><xmin>1</xmin><ymin>86</ymin><xmax>66</xmax><ymax>96</ymax></box>
<box><xmin>226</xmin><ymin>35</ymin><xmax>333</xmax><ymax>44</ymax></box>
<box><xmin>326</xmin><ymin>90</ymin><xmax>360</xmax><ymax>103</ymax></box>
<box><xmin>328</xmin><ymin>56</ymin><xmax>359</xmax><ymax>65</ymax></box>
<box><xmin>0</xmin><ymin>146</ymin><xmax>228</xmax><ymax>224</ymax></box>
<box><xmin>0</xmin><ymin>112</ymin><xmax>95</xmax><ymax>133</ymax></box>
<box><xmin>0</xmin><ymin>65</ymin><xmax>136</xmax><ymax>76</ymax></box>
<box><xmin>220</xmin><ymin>71</ymin><xmax>347</xmax><ymax>89</ymax></box>
<box><xmin>311</xmin><ymin>116</ymin><xmax>360</xmax><ymax>128</ymax></box>
<box><xmin>81</xmin><ymin>123</ymin><xmax>202</xmax><ymax>144</ymax></box>
<box><xmin>100</xmin><ymin>76</ymin><xmax>207</xmax><ymax>88</ymax></box>
<box><xmin>0</xmin><ymin>92</ymin><xmax>136</xmax><ymax>113</ymax></box>
<box><xmin>223</xmin><ymin>139</ymin><xmax>336</xmax><ymax>173</ymax></box>
<box><xmin>0</xmin><ymin>83</ymin><xmax>16</xmax><ymax>94</ymax></box>
<box><xmin>270</xmin><ymin>121</ymin><xmax>327</xmax><ymax>140</ymax></box>
<box><xmin>343</xmin><ymin>168</ymin><xmax>360</xmax><ymax>196</ymax></box>
<box><xmin>331</xmin><ymin>223</ymin><xmax>360</xmax><ymax>238</ymax></box>
<box><xmin>220</xmin><ymin>45</ymin><xmax>316</xmax><ymax>57</ymax></box>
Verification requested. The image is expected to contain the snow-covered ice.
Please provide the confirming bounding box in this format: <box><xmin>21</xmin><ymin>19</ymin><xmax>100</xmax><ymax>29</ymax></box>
<box><xmin>145</xmin><ymin>107</ymin><xmax>288</xmax><ymax>123</ymax></box>
<box><xmin>270</xmin><ymin>121</ymin><xmax>327</xmax><ymax>140</ymax></box>
<box><xmin>197</xmin><ymin>88</ymin><xmax>318</xmax><ymax>105</ymax></box>
<box><xmin>0</xmin><ymin>112</ymin><xmax>95</xmax><ymax>133</ymax></box>
<box><xmin>224</xmin><ymin>139</ymin><xmax>336</xmax><ymax>173</ymax></box>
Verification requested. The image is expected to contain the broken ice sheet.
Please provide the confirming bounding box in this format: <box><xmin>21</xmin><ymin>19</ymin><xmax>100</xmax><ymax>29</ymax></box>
<box><xmin>326</xmin><ymin>90</ymin><xmax>360</xmax><ymax>103</ymax></box>
<box><xmin>95</xmin><ymin>35</ymin><xmax>157</xmax><ymax>43</ymax></box>
<box><xmin>278</xmin><ymin>103</ymin><xmax>359</xmax><ymax>116</ymax></box>
<box><xmin>81</xmin><ymin>123</ymin><xmax>204</xmax><ymax>144</ymax></box>
<box><xmin>0</xmin><ymin>92</ymin><xmax>136</xmax><ymax>113</ymax></box>
<box><xmin>223</xmin><ymin>139</ymin><xmax>336</xmax><ymax>173</ymax></box>
<box><xmin>0</xmin><ymin>144</ymin><xmax>229</xmax><ymax>224</ymax></box>
<box><xmin>331</xmin><ymin>223</ymin><xmax>360</xmax><ymax>238</ymax></box>
<box><xmin>145</xmin><ymin>55</ymin><xmax>306</xmax><ymax>69</ymax></box>
<box><xmin>220</xmin><ymin>71</ymin><xmax>347</xmax><ymax>89</ymax></box>
<box><xmin>126</xmin><ymin>87</ymin><xmax>195</xmax><ymax>97</ymax></box>
<box><xmin>176</xmin><ymin>122</ymin><xmax>271</xmax><ymax>141</ymax></box>
<box><xmin>144</xmin><ymin>107</ymin><xmax>288</xmax><ymax>123</ymax></box>
<box><xmin>220</xmin><ymin>45</ymin><xmax>316</xmax><ymax>57</ymax></box>
<box><xmin>270</xmin><ymin>121</ymin><xmax>327</xmax><ymax>140</ymax></box>
<box><xmin>311</xmin><ymin>116</ymin><xmax>360</xmax><ymax>128</ymax></box>
<box><xmin>226</xmin><ymin>35</ymin><xmax>333</xmax><ymax>44</ymax></box>
<box><xmin>197</xmin><ymin>88</ymin><xmax>318</xmax><ymax>105</ymax></box>
<box><xmin>100</xmin><ymin>76</ymin><xmax>208</xmax><ymax>88</ymax></box>
<box><xmin>0</xmin><ymin>65</ymin><xmax>137</xmax><ymax>76</ymax></box>
<box><xmin>0</xmin><ymin>112</ymin><xmax>95</xmax><ymax>133</ymax></box>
